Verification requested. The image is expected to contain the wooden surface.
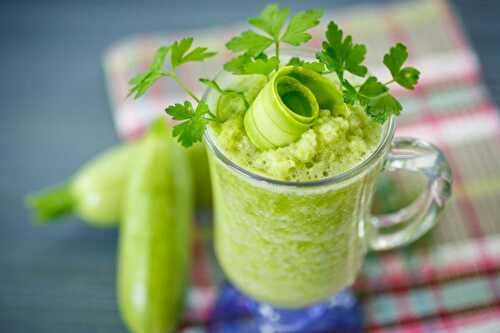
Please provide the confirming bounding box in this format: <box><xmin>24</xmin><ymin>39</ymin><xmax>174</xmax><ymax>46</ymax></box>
<box><xmin>0</xmin><ymin>1</ymin><xmax>498</xmax><ymax>332</ymax></box>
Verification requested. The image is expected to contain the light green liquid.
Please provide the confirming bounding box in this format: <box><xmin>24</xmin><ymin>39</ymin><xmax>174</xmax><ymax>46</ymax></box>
<box><xmin>207</xmin><ymin>74</ymin><xmax>382</xmax><ymax>307</ymax></box>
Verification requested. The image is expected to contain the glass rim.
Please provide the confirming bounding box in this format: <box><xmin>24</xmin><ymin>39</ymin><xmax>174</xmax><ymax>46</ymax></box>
<box><xmin>202</xmin><ymin>48</ymin><xmax>396</xmax><ymax>188</ymax></box>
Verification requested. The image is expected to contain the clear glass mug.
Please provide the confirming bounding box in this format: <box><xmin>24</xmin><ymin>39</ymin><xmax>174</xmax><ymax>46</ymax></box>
<box><xmin>203</xmin><ymin>50</ymin><xmax>452</xmax><ymax>331</ymax></box>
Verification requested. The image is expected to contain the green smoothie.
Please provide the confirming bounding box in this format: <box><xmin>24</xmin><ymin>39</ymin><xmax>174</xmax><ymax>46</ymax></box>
<box><xmin>127</xmin><ymin>3</ymin><xmax>420</xmax><ymax>311</ymax></box>
<box><xmin>205</xmin><ymin>71</ymin><xmax>383</xmax><ymax>307</ymax></box>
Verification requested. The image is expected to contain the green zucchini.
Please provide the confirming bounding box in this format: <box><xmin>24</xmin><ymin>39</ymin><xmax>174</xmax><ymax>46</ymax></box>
<box><xmin>118</xmin><ymin>120</ymin><xmax>193</xmax><ymax>333</ymax></box>
<box><xmin>26</xmin><ymin>141</ymin><xmax>211</xmax><ymax>226</ymax></box>
<box><xmin>26</xmin><ymin>142</ymin><xmax>142</xmax><ymax>226</ymax></box>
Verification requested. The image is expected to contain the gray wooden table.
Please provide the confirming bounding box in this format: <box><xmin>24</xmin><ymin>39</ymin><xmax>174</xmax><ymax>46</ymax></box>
<box><xmin>0</xmin><ymin>1</ymin><xmax>498</xmax><ymax>332</ymax></box>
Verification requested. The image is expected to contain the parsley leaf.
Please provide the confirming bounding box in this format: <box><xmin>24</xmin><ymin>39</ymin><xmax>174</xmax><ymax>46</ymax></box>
<box><xmin>356</xmin><ymin>77</ymin><xmax>395</xmax><ymax>122</ymax></box>
<box><xmin>397</xmin><ymin>67</ymin><xmax>420</xmax><ymax>89</ymax></box>
<box><xmin>286</xmin><ymin>57</ymin><xmax>302</xmax><ymax>66</ymax></box>
<box><xmin>383</xmin><ymin>43</ymin><xmax>420</xmax><ymax>89</ymax></box>
<box><xmin>224</xmin><ymin>53</ymin><xmax>279</xmax><ymax>76</ymax></box>
<box><xmin>167</xmin><ymin>101</ymin><xmax>211</xmax><ymax>147</ymax></box>
<box><xmin>170</xmin><ymin>37</ymin><xmax>216</xmax><ymax>69</ymax></box>
<box><xmin>165</xmin><ymin>101</ymin><xmax>194</xmax><ymax>120</ymax></box>
<box><xmin>287</xmin><ymin>57</ymin><xmax>325</xmax><ymax>73</ymax></box>
<box><xmin>151</xmin><ymin>46</ymin><xmax>171</xmax><ymax>71</ymax></box>
<box><xmin>128</xmin><ymin>47</ymin><xmax>173</xmax><ymax>98</ymax></box>
<box><xmin>248</xmin><ymin>4</ymin><xmax>289</xmax><ymax>40</ymax></box>
<box><xmin>383</xmin><ymin>43</ymin><xmax>406</xmax><ymax>76</ymax></box>
<box><xmin>316</xmin><ymin>21</ymin><xmax>367</xmax><ymax>79</ymax></box>
<box><xmin>128</xmin><ymin>70</ymin><xmax>170</xmax><ymax>99</ymax></box>
<box><xmin>281</xmin><ymin>8</ymin><xmax>324</xmax><ymax>46</ymax></box>
<box><xmin>225</xmin><ymin>5</ymin><xmax>323</xmax><ymax>76</ymax></box>
<box><xmin>172</xmin><ymin>119</ymin><xmax>207</xmax><ymax>147</ymax></box>
<box><xmin>365</xmin><ymin>94</ymin><xmax>402</xmax><ymax>123</ymax></box>
<box><xmin>345</xmin><ymin>43</ymin><xmax>367</xmax><ymax>77</ymax></box>
<box><xmin>224</xmin><ymin>53</ymin><xmax>252</xmax><ymax>75</ymax></box>
<box><xmin>128</xmin><ymin>73</ymin><xmax>148</xmax><ymax>86</ymax></box>
<box><xmin>181</xmin><ymin>46</ymin><xmax>217</xmax><ymax>63</ymax></box>
<box><xmin>170</xmin><ymin>38</ymin><xmax>193</xmax><ymax>68</ymax></box>
<box><xmin>358</xmin><ymin>76</ymin><xmax>388</xmax><ymax>98</ymax></box>
<box><xmin>226</xmin><ymin>30</ymin><xmax>273</xmax><ymax>57</ymax></box>
<box><xmin>243</xmin><ymin>54</ymin><xmax>279</xmax><ymax>75</ymax></box>
<box><xmin>342</xmin><ymin>79</ymin><xmax>358</xmax><ymax>105</ymax></box>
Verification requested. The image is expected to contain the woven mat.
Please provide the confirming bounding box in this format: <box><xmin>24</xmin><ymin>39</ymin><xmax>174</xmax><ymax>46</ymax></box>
<box><xmin>103</xmin><ymin>1</ymin><xmax>500</xmax><ymax>331</ymax></box>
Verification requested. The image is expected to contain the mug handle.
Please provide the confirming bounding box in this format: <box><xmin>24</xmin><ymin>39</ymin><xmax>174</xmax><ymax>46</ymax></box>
<box><xmin>369</xmin><ymin>137</ymin><xmax>453</xmax><ymax>251</ymax></box>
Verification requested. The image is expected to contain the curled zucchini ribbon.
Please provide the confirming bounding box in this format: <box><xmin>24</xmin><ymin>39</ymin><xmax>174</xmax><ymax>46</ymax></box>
<box><xmin>244</xmin><ymin>66</ymin><xmax>344</xmax><ymax>150</ymax></box>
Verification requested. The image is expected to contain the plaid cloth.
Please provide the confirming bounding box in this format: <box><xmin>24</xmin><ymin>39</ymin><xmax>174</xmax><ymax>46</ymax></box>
<box><xmin>103</xmin><ymin>0</ymin><xmax>500</xmax><ymax>331</ymax></box>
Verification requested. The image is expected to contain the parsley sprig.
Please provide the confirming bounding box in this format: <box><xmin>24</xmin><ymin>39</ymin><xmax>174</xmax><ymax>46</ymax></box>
<box><xmin>128</xmin><ymin>37</ymin><xmax>219</xmax><ymax>147</ymax></box>
<box><xmin>129</xmin><ymin>38</ymin><xmax>215</xmax><ymax>101</ymax></box>
<box><xmin>383</xmin><ymin>43</ymin><xmax>420</xmax><ymax>89</ymax></box>
<box><xmin>316</xmin><ymin>21</ymin><xmax>420</xmax><ymax>123</ymax></box>
<box><xmin>224</xmin><ymin>4</ymin><xmax>323</xmax><ymax>76</ymax></box>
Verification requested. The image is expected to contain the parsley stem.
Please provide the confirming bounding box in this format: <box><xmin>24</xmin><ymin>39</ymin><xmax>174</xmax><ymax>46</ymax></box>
<box><xmin>353</xmin><ymin>79</ymin><xmax>394</xmax><ymax>89</ymax></box>
<box><xmin>236</xmin><ymin>92</ymin><xmax>249</xmax><ymax>109</ymax></box>
<box><xmin>275</xmin><ymin>40</ymin><xmax>280</xmax><ymax>60</ymax></box>
<box><xmin>206</xmin><ymin>111</ymin><xmax>223</xmax><ymax>123</ymax></box>
<box><xmin>207</xmin><ymin>111</ymin><xmax>218</xmax><ymax>121</ymax></box>
<box><xmin>173</xmin><ymin>74</ymin><xmax>200</xmax><ymax>103</ymax></box>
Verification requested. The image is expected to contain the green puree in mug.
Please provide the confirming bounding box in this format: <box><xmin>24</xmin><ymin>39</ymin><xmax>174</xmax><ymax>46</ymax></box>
<box><xmin>209</xmin><ymin>72</ymin><xmax>382</xmax><ymax>182</ymax></box>
<box><xmin>206</xmin><ymin>71</ymin><xmax>383</xmax><ymax>307</ymax></box>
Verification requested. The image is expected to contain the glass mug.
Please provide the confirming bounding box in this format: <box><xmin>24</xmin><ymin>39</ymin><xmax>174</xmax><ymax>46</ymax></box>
<box><xmin>203</xmin><ymin>51</ymin><xmax>452</xmax><ymax>331</ymax></box>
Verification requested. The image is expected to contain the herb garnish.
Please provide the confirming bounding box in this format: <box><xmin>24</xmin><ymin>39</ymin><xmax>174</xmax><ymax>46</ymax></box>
<box><xmin>128</xmin><ymin>37</ymin><xmax>220</xmax><ymax>147</ymax></box>
<box><xmin>316</xmin><ymin>22</ymin><xmax>420</xmax><ymax>123</ymax></box>
<box><xmin>224</xmin><ymin>4</ymin><xmax>323</xmax><ymax>75</ymax></box>
<box><xmin>128</xmin><ymin>38</ymin><xmax>216</xmax><ymax>101</ymax></box>
<box><xmin>128</xmin><ymin>4</ymin><xmax>420</xmax><ymax>147</ymax></box>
